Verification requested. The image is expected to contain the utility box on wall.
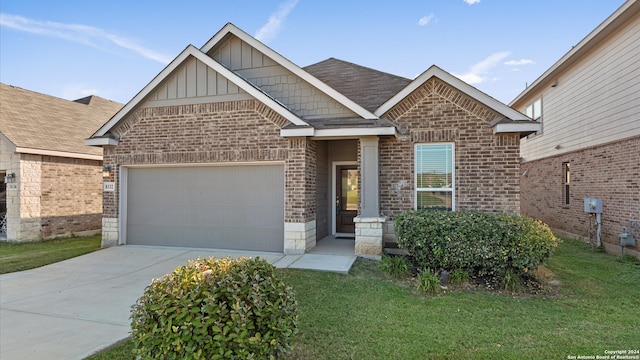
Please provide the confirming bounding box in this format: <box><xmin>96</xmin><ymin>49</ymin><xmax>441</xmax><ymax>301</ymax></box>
<box><xmin>583</xmin><ymin>198</ymin><xmax>603</xmax><ymax>214</ymax></box>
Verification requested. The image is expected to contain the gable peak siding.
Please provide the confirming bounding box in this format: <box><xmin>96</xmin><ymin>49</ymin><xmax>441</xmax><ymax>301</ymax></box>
<box><xmin>379</xmin><ymin>83</ymin><xmax>520</xmax><ymax>218</ymax></box>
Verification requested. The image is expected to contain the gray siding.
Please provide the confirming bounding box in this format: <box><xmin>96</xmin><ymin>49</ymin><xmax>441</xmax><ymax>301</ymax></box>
<box><xmin>520</xmin><ymin>14</ymin><xmax>640</xmax><ymax>161</ymax></box>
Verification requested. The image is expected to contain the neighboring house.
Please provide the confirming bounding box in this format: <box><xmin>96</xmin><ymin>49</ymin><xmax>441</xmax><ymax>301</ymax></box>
<box><xmin>0</xmin><ymin>83</ymin><xmax>122</xmax><ymax>241</ymax></box>
<box><xmin>512</xmin><ymin>0</ymin><xmax>640</xmax><ymax>257</ymax></box>
<box><xmin>86</xmin><ymin>23</ymin><xmax>538</xmax><ymax>257</ymax></box>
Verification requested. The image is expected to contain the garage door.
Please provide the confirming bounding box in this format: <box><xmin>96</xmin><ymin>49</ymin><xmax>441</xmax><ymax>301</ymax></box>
<box><xmin>125</xmin><ymin>164</ymin><xmax>284</xmax><ymax>252</ymax></box>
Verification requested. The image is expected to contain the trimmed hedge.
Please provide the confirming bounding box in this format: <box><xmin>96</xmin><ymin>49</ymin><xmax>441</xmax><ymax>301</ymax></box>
<box><xmin>394</xmin><ymin>210</ymin><xmax>558</xmax><ymax>278</ymax></box>
<box><xmin>130</xmin><ymin>257</ymin><xmax>298</xmax><ymax>360</ymax></box>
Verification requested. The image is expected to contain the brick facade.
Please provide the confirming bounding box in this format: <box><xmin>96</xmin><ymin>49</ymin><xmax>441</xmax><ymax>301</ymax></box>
<box><xmin>1</xmin><ymin>152</ymin><xmax>102</xmax><ymax>241</ymax></box>
<box><xmin>379</xmin><ymin>78</ymin><xmax>521</xmax><ymax>220</ymax></box>
<box><xmin>102</xmin><ymin>100</ymin><xmax>318</xmax><ymax>248</ymax></box>
<box><xmin>521</xmin><ymin>135</ymin><xmax>640</xmax><ymax>254</ymax></box>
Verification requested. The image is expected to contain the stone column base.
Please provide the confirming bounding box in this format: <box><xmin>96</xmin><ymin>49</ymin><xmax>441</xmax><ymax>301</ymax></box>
<box><xmin>354</xmin><ymin>216</ymin><xmax>386</xmax><ymax>259</ymax></box>
<box><xmin>102</xmin><ymin>217</ymin><xmax>119</xmax><ymax>248</ymax></box>
<box><xmin>284</xmin><ymin>220</ymin><xmax>316</xmax><ymax>254</ymax></box>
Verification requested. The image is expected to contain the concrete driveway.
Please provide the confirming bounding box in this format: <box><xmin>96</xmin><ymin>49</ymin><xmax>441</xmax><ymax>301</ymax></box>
<box><xmin>0</xmin><ymin>245</ymin><xmax>355</xmax><ymax>359</ymax></box>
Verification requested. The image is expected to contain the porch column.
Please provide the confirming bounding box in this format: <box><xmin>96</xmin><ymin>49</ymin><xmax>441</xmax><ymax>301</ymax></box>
<box><xmin>359</xmin><ymin>136</ymin><xmax>379</xmax><ymax>217</ymax></box>
<box><xmin>355</xmin><ymin>136</ymin><xmax>384</xmax><ymax>259</ymax></box>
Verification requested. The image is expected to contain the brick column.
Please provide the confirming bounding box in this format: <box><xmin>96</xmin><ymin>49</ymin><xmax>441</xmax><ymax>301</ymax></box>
<box><xmin>284</xmin><ymin>138</ymin><xmax>317</xmax><ymax>254</ymax></box>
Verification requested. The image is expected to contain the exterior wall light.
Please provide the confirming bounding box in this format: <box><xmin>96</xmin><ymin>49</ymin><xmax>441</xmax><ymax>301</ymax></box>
<box><xmin>102</xmin><ymin>166</ymin><xmax>112</xmax><ymax>178</ymax></box>
<box><xmin>4</xmin><ymin>173</ymin><xmax>15</xmax><ymax>184</ymax></box>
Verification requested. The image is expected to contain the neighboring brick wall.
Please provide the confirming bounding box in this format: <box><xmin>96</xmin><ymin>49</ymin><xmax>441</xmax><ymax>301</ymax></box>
<box><xmin>40</xmin><ymin>156</ymin><xmax>102</xmax><ymax>238</ymax></box>
<box><xmin>379</xmin><ymin>78</ymin><xmax>521</xmax><ymax>219</ymax></box>
<box><xmin>521</xmin><ymin>135</ymin><xmax>640</xmax><ymax>251</ymax></box>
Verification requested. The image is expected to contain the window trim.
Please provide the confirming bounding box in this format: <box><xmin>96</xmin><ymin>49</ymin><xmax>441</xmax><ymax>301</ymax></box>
<box><xmin>414</xmin><ymin>143</ymin><xmax>455</xmax><ymax>211</ymax></box>
<box><xmin>525</xmin><ymin>97</ymin><xmax>543</xmax><ymax>138</ymax></box>
<box><xmin>562</xmin><ymin>162</ymin><xmax>570</xmax><ymax>205</ymax></box>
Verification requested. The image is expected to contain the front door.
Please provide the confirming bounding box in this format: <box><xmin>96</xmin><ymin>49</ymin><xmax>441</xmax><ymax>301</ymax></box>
<box><xmin>336</xmin><ymin>165</ymin><xmax>358</xmax><ymax>234</ymax></box>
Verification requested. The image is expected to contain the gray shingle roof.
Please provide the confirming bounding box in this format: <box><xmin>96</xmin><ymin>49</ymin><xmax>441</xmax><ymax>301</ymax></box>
<box><xmin>0</xmin><ymin>83</ymin><xmax>122</xmax><ymax>157</ymax></box>
<box><xmin>303</xmin><ymin>58</ymin><xmax>411</xmax><ymax>113</ymax></box>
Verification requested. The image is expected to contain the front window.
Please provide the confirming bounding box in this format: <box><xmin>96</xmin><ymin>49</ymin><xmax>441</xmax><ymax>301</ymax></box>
<box><xmin>415</xmin><ymin>143</ymin><xmax>455</xmax><ymax>211</ymax></box>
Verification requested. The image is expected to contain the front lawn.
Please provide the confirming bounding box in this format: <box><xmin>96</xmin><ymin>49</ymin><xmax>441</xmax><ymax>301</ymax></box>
<box><xmin>0</xmin><ymin>235</ymin><xmax>102</xmax><ymax>274</ymax></box>
<box><xmin>88</xmin><ymin>238</ymin><xmax>640</xmax><ymax>359</ymax></box>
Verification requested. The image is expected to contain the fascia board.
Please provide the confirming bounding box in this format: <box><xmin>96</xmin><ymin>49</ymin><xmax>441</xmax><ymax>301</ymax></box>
<box><xmin>84</xmin><ymin>137</ymin><xmax>119</xmax><ymax>146</ymax></box>
<box><xmin>375</xmin><ymin>65</ymin><xmax>529</xmax><ymax>122</ymax></box>
<box><xmin>15</xmin><ymin>147</ymin><xmax>103</xmax><ymax>160</ymax></box>
<box><xmin>493</xmin><ymin>122</ymin><xmax>541</xmax><ymax>134</ymax></box>
<box><xmin>201</xmin><ymin>23</ymin><xmax>379</xmax><ymax>120</ymax></box>
<box><xmin>91</xmin><ymin>45</ymin><xmax>198</xmax><ymax>137</ymax></box>
<box><xmin>91</xmin><ymin>45</ymin><xmax>308</xmax><ymax>138</ymax></box>
<box><xmin>280</xmin><ymin>127</ymin><xmax>315</xmax><ymax>137</ymax></box>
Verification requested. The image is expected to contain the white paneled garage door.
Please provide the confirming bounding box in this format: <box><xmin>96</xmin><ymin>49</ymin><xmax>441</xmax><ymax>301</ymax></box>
<box><xmin>125</xmin><ymin>164</ymin><xmax>284</xmax><ymax>252</ymax></box>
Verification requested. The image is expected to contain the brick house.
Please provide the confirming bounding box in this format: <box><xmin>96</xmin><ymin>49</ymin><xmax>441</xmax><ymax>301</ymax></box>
<box><xmin>512</xmin><ymin>0</ymin><xmax>639</xmax><ymax>257</ymax></box>
<box><xmin>0</xmin><ymin>83</ymin><xmax>122</xmax><ymax>241</ymax></box>
<box><xmin>87</xmin><ymin>23</ymin><xmax>538</xmax><ymax>256</ymax></box>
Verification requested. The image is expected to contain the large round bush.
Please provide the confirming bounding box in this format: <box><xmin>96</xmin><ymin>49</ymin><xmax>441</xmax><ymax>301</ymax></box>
<box><xmin>394</xmin><ymin>210</ymin><xmax>558</xmax><ymax>278</ymax></box>
<box><xmin>130</xmin><ymin>257</ymin><xmax>298</xmax><ymax>360</ymax></box>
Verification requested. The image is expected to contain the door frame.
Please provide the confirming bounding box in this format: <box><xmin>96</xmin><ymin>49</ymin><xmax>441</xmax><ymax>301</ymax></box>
<box><xmin>331</xmin><ymin>161</ymin><xmax>358</xmax><ymax>237</ymax></box>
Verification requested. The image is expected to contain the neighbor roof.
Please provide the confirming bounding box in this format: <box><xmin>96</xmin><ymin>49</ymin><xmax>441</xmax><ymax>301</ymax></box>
<box><xmin>0</xmin><ymin>83</ymin><xmax>122</xmax><ymax>159</ymax></box>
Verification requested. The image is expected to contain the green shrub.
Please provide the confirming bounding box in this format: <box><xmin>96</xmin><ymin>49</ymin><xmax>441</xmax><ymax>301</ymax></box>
<box><xmin>416</xmin><ymin>269</ymin><xmax>440</xmax><ymax>293</ymax></box>
<box><xmin>394</xmin><ymin>210</ymin><xmax>558</xmax><ymax>279</ymax></box>
<box><xmin>449</xmin><ymin>269</ymin><xmax>470</xmax><ymax>285</ymax></box>
<box><xmin>379</xmin><ymin>255</ymin><xmax>411</xmax><ymax>278</ymax></box>
<box><xmin>130</xmin><ymin>257</ymin><xmax>298</xmax><ymax>360</ymax></box>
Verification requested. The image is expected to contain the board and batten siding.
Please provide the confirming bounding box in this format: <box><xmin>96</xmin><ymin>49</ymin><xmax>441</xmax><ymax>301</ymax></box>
<box><xmin>520</xmin><ymin>14</ymin><xmax>640</xmax><ymax>162</ymax></box>
<box><xmin>208</xmin><ymin>35</ymin><xmax>357</xmax><ymax>119</ymax></box>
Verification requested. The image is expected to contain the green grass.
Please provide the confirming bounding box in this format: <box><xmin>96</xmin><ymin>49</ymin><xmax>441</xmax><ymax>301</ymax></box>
<box><xmin>88</xmin><ymin>238</ymin><xmax>639</xmax><ymax>359</ymax></box>
<box><xmin>0</xmin><ymin>235</ymin><xmax>102</xmax><ymax>274</ymax></box>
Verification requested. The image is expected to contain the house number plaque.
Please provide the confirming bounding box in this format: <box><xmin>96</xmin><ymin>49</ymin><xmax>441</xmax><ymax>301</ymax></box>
<box><xmin>103</xmin><ymin>182</ymin><xmax>115</xmax><ymax>192</ymax></box>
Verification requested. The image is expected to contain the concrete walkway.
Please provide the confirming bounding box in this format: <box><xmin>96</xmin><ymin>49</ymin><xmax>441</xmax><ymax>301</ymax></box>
<box><xmin>0</xmin><ymin>246</ymin><xmax>356</xmax><ymax>360</ymax></box>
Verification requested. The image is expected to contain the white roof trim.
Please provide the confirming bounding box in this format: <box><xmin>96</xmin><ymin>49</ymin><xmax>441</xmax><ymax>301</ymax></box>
<box><xmin>201</xmin><ymin>23</ymin><xmax>379</xmax><ymax>120</ymax></box>
<box><xmin>510</xmin><ymin>0</ymin><xmax>638</xmax><ymax>106</ymax></box>
<box><xmin>85</xmin><ymin>137</ymin><xmax>119</xmax><ymax>146</ymax></box>
<box><xmin>494</xmin><ymin>122</ymin><xmax>540</xmax><ymax>135</ymax></box>
<box><xmin>15</xmin><ymin>147</ymin><xmax>102</xmax><ymax>161</ymax></box>
<box><xmin>375</xmin><ymin>65</ymin><xmax>530</xmax><ymax>122</ymax></box>
<box><xmin>90</xmin><ymin>45</ymin><xmax>308</xmax><ymax>139</ymax></box>
<box><xmin>280</xmin><ymin>126</ymin><xmax>397</xmax><ymax>138</ymax></box>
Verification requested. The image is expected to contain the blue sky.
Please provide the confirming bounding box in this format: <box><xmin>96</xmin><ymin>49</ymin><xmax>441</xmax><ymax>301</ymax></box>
<box><xmin>0</xmin><ymin>0</ymin><xmax>625</xmax><ymax>105</ymax></box>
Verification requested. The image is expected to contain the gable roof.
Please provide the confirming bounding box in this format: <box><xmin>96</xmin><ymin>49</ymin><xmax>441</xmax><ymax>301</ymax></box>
<box><xmin>0</xmin><ymin>83</ymin><xmax>122</xmax><ymax>159</ymax></box>
<box><xmin>510</xmin><ymin>0</ymin><xmax>639</xmax><ymax>106</ymax></box>
<box><xmin>375</xmin><ymin>65</ymin><xmax>538</xmax><ymax>136</ymax></box>
<box><xmin>303</xmin><ymin>58</ymin><xmax>411</xmax><ymax>113</ymax></box>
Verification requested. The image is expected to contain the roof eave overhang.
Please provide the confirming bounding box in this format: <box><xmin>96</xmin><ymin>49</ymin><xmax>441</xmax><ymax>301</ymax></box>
<box><xmin>85</xmin><ymin>137</ymin><xmax>119</xmax><ymax>147</ymax></box>
<box><xmin>89</xmin><ymin>45</ymin><xmax>309</xmax><ymax>138</ymax></box>
<box><xmin>15</xmin><ymin>147</ymin><xmax>103</xmax><ymax>161</ymax></box>
<box><xmin>493</xmin><ymin>122</ymin><xmax>541</xmax><ymax>137</ymax></box>
<box><xmin>280</xmin><ymin>126</ymin><xmax>397</xmax><ymax>138</ymax></box>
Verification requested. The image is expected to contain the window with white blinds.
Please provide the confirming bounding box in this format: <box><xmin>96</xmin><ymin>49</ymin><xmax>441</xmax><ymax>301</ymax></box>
<box><xmin>414</xmin><ymin>143</ymin><xmax>455</xmax><ymax>211</ymax></box>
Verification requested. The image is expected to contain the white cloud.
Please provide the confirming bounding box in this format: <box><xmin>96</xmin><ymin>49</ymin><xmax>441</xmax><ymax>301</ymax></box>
<box><xmin>463</xmin><ymin>0</ymin><xmax>481</xmax><ymax>4</ymax></box>
<box><xmin>453</xmin><ymin>51</ymin><xmax>510</xmax><ymax>84</ymax></box>
<box><xmin>0</xmin><ymin>13</ymin><xmax>171</xmax><ymax>63</ymax></box>
<box><xmin>255</xmin><ymin>0</ymin><xmax>299</xmax><ymax>43</ymax></box>
<box><xmin>504</xmin><ymin>59</ymin><xmax>535</xmax><ymax>66</ymax></box>
<box><xmin>418</xmin><ymin>14</ymin><xmax>435</xmax><ymax>26</ymax></box>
